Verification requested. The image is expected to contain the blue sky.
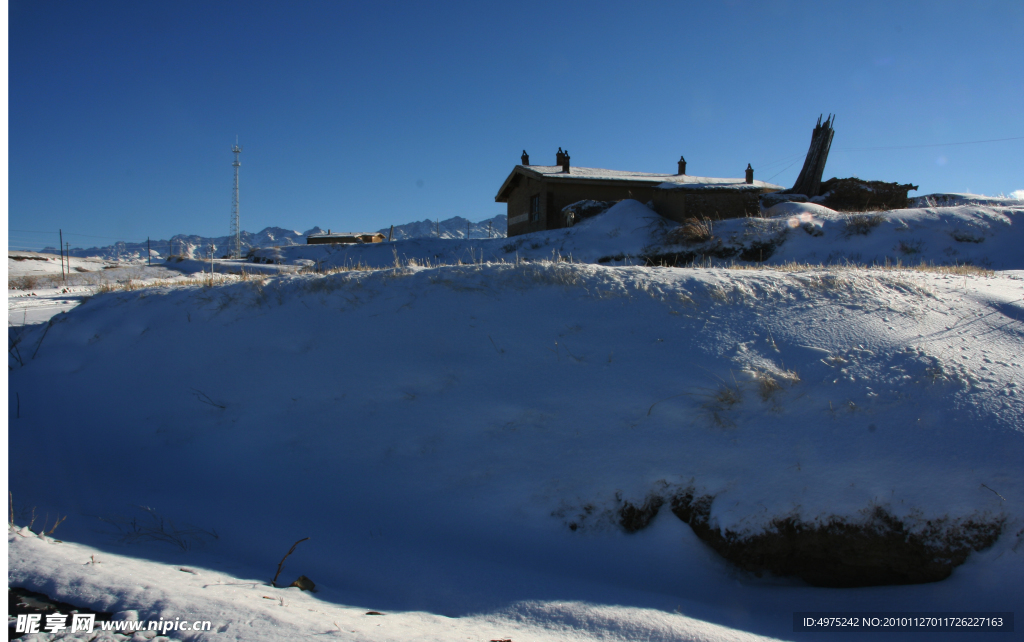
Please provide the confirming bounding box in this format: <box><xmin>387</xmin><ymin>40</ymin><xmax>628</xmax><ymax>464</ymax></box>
<box><xmin>8</xmin><ymin>0</ymin><xmax>1023</xmax><ymax>250</ymax></box>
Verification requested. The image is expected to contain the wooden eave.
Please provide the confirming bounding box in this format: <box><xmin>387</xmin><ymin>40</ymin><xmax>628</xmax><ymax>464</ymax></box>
<box><xmin>495</xmin><ymin>166</ymin><xmax>534</xmax><ymax>202</ymax></box>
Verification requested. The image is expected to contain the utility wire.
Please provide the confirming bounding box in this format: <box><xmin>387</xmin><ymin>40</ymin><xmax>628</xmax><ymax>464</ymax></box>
<box><xmin>756</xmin><ymin>134</ymin><xmax>1023</xmax><ymax>182</ymax></box>
<box><xmin>766</xmin><ymin>159</ymin><xmax>802</xmax><ymax>182</ymax></box>
<box><xmin>836</xmin><ymin>135</ymin><xmax>1024</xmax><ymax>152</ymax></box>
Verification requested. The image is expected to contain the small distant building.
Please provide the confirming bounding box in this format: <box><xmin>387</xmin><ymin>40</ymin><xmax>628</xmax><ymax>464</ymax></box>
<box><xmin>306</xmin><ymin>231</ymin><xmax>386</xmax><ymax>245</ymax></box>
<box><xmin>496</xmin><ymin>149</ymin><xmax>782</xmax><ymax>237</ymax></box>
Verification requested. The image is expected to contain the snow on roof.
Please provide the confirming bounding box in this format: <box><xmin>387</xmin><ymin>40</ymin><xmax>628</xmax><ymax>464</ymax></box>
<box><xmin>515</xmin><ymin>165</ymin><xmax>782</xmax><ymax>190</ymax></box>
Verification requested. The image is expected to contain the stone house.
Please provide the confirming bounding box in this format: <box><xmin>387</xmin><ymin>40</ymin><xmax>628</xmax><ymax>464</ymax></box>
<box><xmin>496</xmin><ymin>150</ymin><xmax>782</xmax><ymax>237</ymax></box>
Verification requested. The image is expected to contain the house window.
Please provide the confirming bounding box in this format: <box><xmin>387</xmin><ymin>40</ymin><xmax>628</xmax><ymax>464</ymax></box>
<box><xmin>530</xmin><ymin>194</ymin><xmax>540</xmax><ymax>222</ymax></box>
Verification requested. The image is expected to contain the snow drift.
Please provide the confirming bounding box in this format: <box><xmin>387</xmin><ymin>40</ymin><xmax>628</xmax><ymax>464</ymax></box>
<box><xmin>249</xmin><ymin>198</ymin><xmax>1024</xmax><ymax>272</ymax></box>
<box><xmin>8</xmin><ymin>256</ymin><xmax>1024</xmax><ymax>640</ymax></box>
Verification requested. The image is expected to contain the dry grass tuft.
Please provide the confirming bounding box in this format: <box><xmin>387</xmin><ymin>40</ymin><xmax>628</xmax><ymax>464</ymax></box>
<box><xmin>722</xmin><ymin>259</ymin><xmax>993</xmax><ymax>278</ymax></box>
<box><xmin>9</xmin><ymin>275</ymin><xmax>65</xmax><ymax>290</ymax></box>
<box><xmin>798</xmin><ymin>272</ymin><xmax>850</xmax><ymax>292</ymax></box>
<box><xmin>668</xmin><ymin>216</ymin><xmax>715</xmax><ymax>244</ymax></box>
<box><xmin>98</xmin><ymin>506</ymin><xmax>218</xmax><ymax>552</ymax></box>
<box><xmin>752</xmin><ymin>368</ymin><xmax>800</xmax><ymax>402</ymax></box>
<box><xmin>9</xmin><ymin>276</ymin><xmax>38</xmax><ymax>290</ymax></box>
<box><xmin>756</xmin><ymin>372</ymin><xmax>783</xmax><ymax>402</ymax></box>
<box><xmin>299</xmin><ymin>260</ymin><xmax>376</xmax><ymax>274</ymax></box>
<box><xmin>844</xmin><ymin>213</ymin><xmax>886</xmax><ymax>236</ymax></box>
<box><xmin>695</xmin><ymin>378</ymin><xmax>744</xmax><ymax>428</ymax></box>
<box><xmin>906</xmin><ymin>262</ymin><xmax>993</xmax><ymax>276</ymax></box>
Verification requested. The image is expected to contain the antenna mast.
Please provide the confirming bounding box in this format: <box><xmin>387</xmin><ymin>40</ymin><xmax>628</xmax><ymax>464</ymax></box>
<box><xmin>230</xmin><ymin>140</ymin><xmax>242</xmax><ymax>259</ymax></box>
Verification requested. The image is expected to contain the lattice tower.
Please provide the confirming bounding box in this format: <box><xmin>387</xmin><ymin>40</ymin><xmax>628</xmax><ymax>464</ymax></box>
<box><xmin>231</xmin><ymin>143</ymin><xmax>242</xmax><ymax>259</ymax></box>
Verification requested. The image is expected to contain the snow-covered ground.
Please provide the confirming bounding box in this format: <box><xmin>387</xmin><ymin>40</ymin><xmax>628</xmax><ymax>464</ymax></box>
<box><xmin>7</xmin><ymin>198</ymin><xmax>1024</xmax><ymax>641</ymax></box>
<box><xmin>7</xmin><ymin>254</ymin><xmax>237</xmax><ymax>327</ymax></box>
<box><xmin>250</xmin><ymin>198</ymin><xmax>1024</xmax><ymax>271</ymax></box>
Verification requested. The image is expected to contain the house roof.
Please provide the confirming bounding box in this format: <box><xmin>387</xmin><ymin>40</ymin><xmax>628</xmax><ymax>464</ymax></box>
<box><xmin>495</xmin><ymin>165</ymin><xmax>783</xmax><ymax>202</ymax></box>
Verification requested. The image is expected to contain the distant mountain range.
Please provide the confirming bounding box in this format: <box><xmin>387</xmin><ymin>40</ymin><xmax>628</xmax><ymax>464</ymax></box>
<box><xmin>381</xmin><ymin>215</ymin><xmax>507</xmax><ymax>241</ymax></box>
<box><xmin>45</xmin><ymin>215</ymin><xmax>507</xmax><ymax>260</ymax></box>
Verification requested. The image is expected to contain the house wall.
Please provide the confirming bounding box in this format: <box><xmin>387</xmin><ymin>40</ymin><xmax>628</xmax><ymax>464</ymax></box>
<box><xmin>506</xmin><ymin>178</ymin><xmax>764</xmax><ymax>237</ymax></box>
<box><xmin>655</xmin><ymin>190</ymin><xmax>762</xmax><ymax>223</ymax></box>
<box><xmin>506</xmin><ymin>176</ymin><xmax>547</xmax><ymax>236</ymax></box>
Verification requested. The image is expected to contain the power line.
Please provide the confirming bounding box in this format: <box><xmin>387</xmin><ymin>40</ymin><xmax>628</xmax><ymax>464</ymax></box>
<box><xmin>837</xmin><ymin>135</ymin><xmax>1024</xmax><ymax>152</ymax></box>
<box><xmin>766</xmin><ymin>159</ymin><xmax>802</xmax><ymax>182</ymax></box>
<box><xmin>756</xmin><ymin>134</ymin><xmax>1024</xmax><ymax>183</ymax></box>
<box><xmin>756</xmin><ymin>151</ymin><xmax>807</xmax><ymax>171</ymax></box>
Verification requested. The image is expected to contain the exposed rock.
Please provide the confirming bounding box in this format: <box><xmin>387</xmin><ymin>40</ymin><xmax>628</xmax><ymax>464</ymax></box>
<box><xmin>669</xmin><ymin>489</ymin><xmax>1003</xmax><ymax>587</ymax></box>
<box><xmin>619</xmin><ymin>495</ymin><xmax>665</xmax><ymax>533</ymax></box>
<box><xmin>290</xmin><ymin>575</ymin><xmax>316</xmax><ymax>591</ymax></box>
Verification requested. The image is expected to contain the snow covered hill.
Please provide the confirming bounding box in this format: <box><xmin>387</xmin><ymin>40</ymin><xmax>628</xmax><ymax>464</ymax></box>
<box><xmin>9</xmin><ymin>246</ymin><xmax>1024</xmax><ymax>640</ymax></box>
<box><xmin>251</xmin><ymin>198</ymin><xmax>1024</xmax><ymax>272</ymax></box>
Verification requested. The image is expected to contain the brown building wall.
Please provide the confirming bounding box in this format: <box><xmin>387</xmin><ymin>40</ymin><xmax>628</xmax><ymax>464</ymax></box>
<box><xmin>506</xmin><ymin>178</ymin><xmax>764</xmax><ymax>237</ymax></box>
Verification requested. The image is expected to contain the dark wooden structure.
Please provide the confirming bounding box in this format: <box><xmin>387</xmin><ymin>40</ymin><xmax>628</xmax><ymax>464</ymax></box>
<box><xmin>817</xmin><ymin>178</ymin><xmax>919</xmax><ymax>211</ymax></box>
<box><xmin>784</xmin><ymin>114</ymin><xmax>835</xmax><ymax>197</ymax></box>
<box><xmin>767</xmin><ymin>115</ymin><xmax>917</xmax><ymax>211</ymax></box>
<box><xmin>496</xmin><ymin>150</ymin><xmax>782</xmax><ymax>237</ymax></box>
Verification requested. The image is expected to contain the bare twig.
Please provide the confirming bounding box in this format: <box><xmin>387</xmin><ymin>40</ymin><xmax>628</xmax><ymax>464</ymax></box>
<box><xmin>47</xmin><ymin>515</ymin><xmax>67</xmax><ymax>535</ymax></box>
<box><xmin>9</xmin><ymin>332</ymin><xmax>25</xmax><ymax>367</ymax></box>
<box><xmin>96</xmin><ymin>506</ymin><xmax>217</xmax><ymax>551</ymax></box>
<box><xmin>560</xmin><ymin>341</ymin><xmax>583</xmax><ymax>362</ymax></box>
<box><xmin>271</xmin><ymin>537</ymin><xmax>310</xmax><ymax>587</ymax></box>
<box><xmin>32</xmin><ymin>321</ymin><xmax>53</xmax><ymax>360</ymax></box>
<box><xmin>647</xmin><ymin>391</ymin><xmax>688</xmax><ymax>416</ymax></box>
<box><xmin>488</xmin><ymin>335</ymin><xmax>504</xmax><ymax>354</ymax></box>
<box><xmin>190</xmin><ymin>388</ymin><xmax>225</xmax><ymax>409</ymax></box>
<box><xmin>981</xmin><ymin>484</ymin><xmax>1006</xmax><ymax>501</ymax></box>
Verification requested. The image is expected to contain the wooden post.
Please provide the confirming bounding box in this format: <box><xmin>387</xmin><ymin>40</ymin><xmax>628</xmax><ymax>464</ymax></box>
<box><xmin>148</xmin><ymin>237</ymin><xmax>151</xmax><ymax>266</ymax></box>
<box><xmin>786</xmin><ymin>114</ymin><xmax>835</xmax><ymax>197</ymax></box>
<box><xmin>388</xmin><ymin>225</ymin><xmax>393</xmax><ymax>242</ymax></box>
<box><xmin>59</xmin><ymin>229</ymin><xmax>65</xmax><ymax>283</ymax></box>
<box><xmin>66</xmin><ymin>243</ymin><xmax>70</xmax><ymax>280</ymax></box>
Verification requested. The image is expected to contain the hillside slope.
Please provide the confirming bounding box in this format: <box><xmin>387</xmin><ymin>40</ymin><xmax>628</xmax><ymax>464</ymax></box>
<box><xmin>8</xmin><ymin>259</ymin><xmax>1023</xmax><ymax>641</ymax></box>
<box><xmin>251</xmin><ymin>199</ymin><xmax>1024</xmax><ymax>271</ymax></box>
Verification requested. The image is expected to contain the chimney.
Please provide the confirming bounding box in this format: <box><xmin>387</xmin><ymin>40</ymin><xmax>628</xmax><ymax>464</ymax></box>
<box><xmin>555</xmin><ymin>147</ymin><xmax>565</xmax><ymax>167</ymax></box>
<box><xmin>677</xmin><ymin>156</ymin><xmax>686</xmax><ymax>176</ymax></box>
<box><xmin>521</xmin><ymin>150</ymin><xmax>530</xmax><ymax>166</ymax></box>
<box><xmin>561</xmin><ymin>149</ymin><xmax>571</xmax><ymax>173</ymax></box>
<box><xmin>745</xmin><ymin>164</ymin><xmax>754</xmax><ymax>184</ymax></box>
